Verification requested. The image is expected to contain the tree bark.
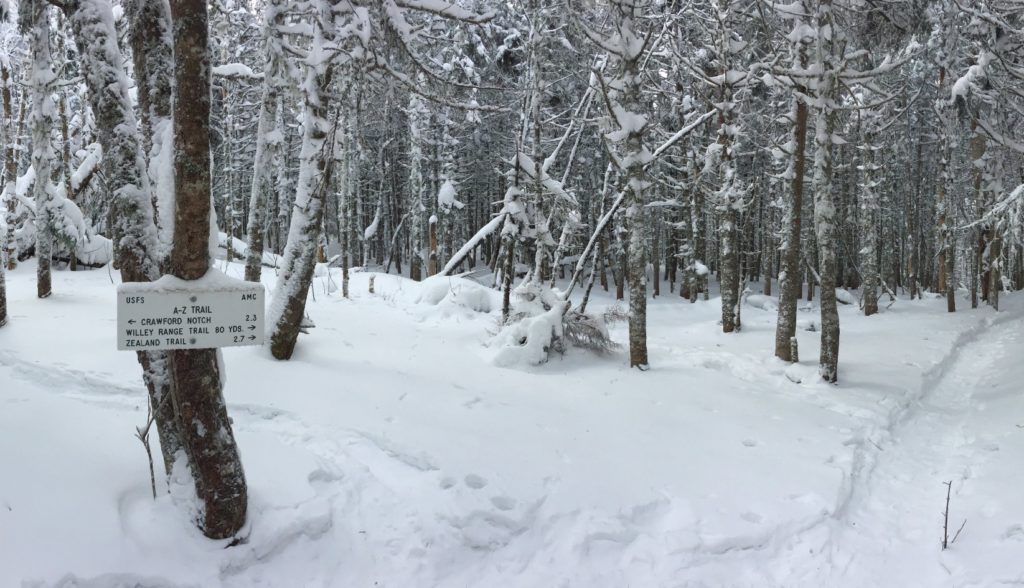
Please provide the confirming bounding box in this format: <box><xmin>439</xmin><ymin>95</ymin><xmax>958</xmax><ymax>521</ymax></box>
<box><xmin>1</xmin><ymin>58</ymin><xmax>18</xmax><ymax>275</ymax></box>
<box><xmin>24</xmin><ymin>0</ymin><xmax>56</xmax><ymax>299</ymax></box>
<box><xmin>935</xmin><ymin>75</ymin><xmax>956</xmax><ymax>312</ymax></box>
<box><xmin>860</xmin><ymin>128</ymin><xmax>879</xmax><ymax>317</ymax></box>
<box><xmin>774</xmin><ymin>9</ymin><xmax>810</xmax><ymax>362</ymax></box>
<box><xmin>244</xmin><ymin>0</ymin><xmax>286</xmax><ymax>283</ymax></box>
<box><xmin>122</xmin><ymin>0</ymin><xmax>184</xmax><ymax>475</ymax></box>
<box><xmin>168</xmin><ymin>0</ymin><xmax>247</xmax><ymax>539</ymax></box>
<box><xmin>813</xmin><ymin>0</ymin><xmax>840</xmax><ymax>383</ymax></box>
<box><xmin>716</xmin><ymin>0</ymin><xmax>741</xmax><ymax>333</ymax></box>
<box><xmin>57</xmin><ymin>94</ymin><xmax>78</xmax><ymax>272</ymax></box>
<box><xmin>266</xmin><ymin>0</ymin><xmax>336</xmax><ymax>360</ymax></box>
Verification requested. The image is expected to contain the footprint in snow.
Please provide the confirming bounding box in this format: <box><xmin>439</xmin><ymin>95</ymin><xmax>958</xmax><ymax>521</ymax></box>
<box><xmin>742</xmin><ymin>439</ymin><xmax>759</xmax><ymax>447</ymax></box>
<box><xmin>439</xmin><ymin>476</ymin><xmax>456</xmax><ymax>490</ymax></box>
<box><xmin>308</xmin><ymin>468</ymin><xmax>343</xmax><ymax>484</ymax></box>
<box><xmin>490</xmin><ymin>496</ymin><xmax>516</xmax><ymax>511</ymax></box>
<box><xmin>464</xmin><ymin>474</ymin><xmax>488</xmax><ymax>489</ymax></box>
<box><xmin>1003</xmin><ymin>525</ymin><xmax>1024</xmax><ymax>541</ymax></box>
<box><xmin>740</xmin><ymin>511</ymin><xmax>763</xmax><ymax>524</ymax></box>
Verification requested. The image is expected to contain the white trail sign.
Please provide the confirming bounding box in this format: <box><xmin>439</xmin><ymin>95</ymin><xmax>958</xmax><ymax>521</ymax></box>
<box><xmin>117</xmin><ymin>270</ymin><xmax>265</xmax><ymax>351</ymax></box>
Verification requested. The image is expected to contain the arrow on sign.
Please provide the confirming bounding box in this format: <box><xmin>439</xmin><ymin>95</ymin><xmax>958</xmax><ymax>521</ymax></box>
<box><xmin>248</xmin><ymin>325</ymin><xmax>256</xmax><ymax>331</ymax></box>
<box><xmin>128</xmin><ymin>319</ymin><xmax>136</xmax><ymax>325</ymax></box>
<box><xmin>248</xmin><ymin>335</ymin><xmax>256</xmax><ymax>341</ymax></box>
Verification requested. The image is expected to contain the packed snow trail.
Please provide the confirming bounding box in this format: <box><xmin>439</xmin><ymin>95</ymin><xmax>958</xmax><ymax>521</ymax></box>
<box><xmin>778</xmin><ymin>304</ymin><xmax>1024</xmax><ymax>586</ymax></box>
<box><xmin>5</xmin><ymin>263</ymin><xmax>1024</xmax><ymax>587</ymax></box>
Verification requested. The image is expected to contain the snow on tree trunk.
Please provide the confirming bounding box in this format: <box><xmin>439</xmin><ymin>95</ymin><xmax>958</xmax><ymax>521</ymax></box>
<box><xmin>0</xmin><ymin>252</ymin><xmax>4</xmax><ymax>325</ymax></box>
<box><xmin>66</xmin><ymin>0</ymin><xmax>183</xmax><ymax>478</ymax></box>
<box><xmin>1</xmin><ymin>56</ymin><xmax>16</xmax><ymax>275</ymax></box>
<box><xmin>428</xmin><ymin>214</ymin><xmax>439</xmax><ymax>276</ymax></box>
<box><xmin>597</xmin><ymin>0</ymin><xmax>652</xmax><ymax>369</ymax></box>
<box><xmin>812</xmin><ymin>0</ymin><xmax>840</xmax><ymax>384</ymax></box>
<box><xmin>122</xmin><ymin>0</ymin><xmax>183</xmax><ymax>476</ymax></box>
<box><xmin>0</xmin><ymin>44</ymin><xmax>14</xmax><ymax>323</ymax></box>
<box><xmin>167</xmin><ymin>0</ymin><xmax>247</xmax><ymax>539</ymax></box>
<box><xmin>267</xmin><ymin>0</ymin><xmax>336</xmax><ymax>360</ymax></box>
<box><xmin>125</xmin><ymin>0</ymin><xmax>175</xmax><ymax>269</ymax></box>
<box><xmin>24</xmin><ymin>0</ymin><xmax>57</xmax><ymax>299</ymax></box>
<box><xmin>65</xmin><ymin>0</ymin><xmax>158</xmax><ymax>283</ymax></box>
<box><xmin>774</xmin><ymin>2</ymin><xmax>810</xmax><ymax>363</ymax></box>
<box><xmin>407</xmin><ymin>90</ymin><xmax>427</xmax><ymax>282</ymax></box>
<box><xmin>244</xmin><ymin>0</ymin><xmax>286</xmax><ymax>283</ymax></box>
<box><xmin>969</xmin><ymin>122</ymin><xmax>986</xmax><ymax>309</ymax></box>
<box><xmin>714</xmin><ymin>0</ymin><xmax>743</xmax><ymax>334</ymax></box>
<box><xmin>859</xmin><ymin>126</ymin><xmax>880</xmax><ymax>317</ymax></box>
<box><xmin>936</xmin><ymin>81</ymin><xmax>956</xmax><ymax>312</ymax></box>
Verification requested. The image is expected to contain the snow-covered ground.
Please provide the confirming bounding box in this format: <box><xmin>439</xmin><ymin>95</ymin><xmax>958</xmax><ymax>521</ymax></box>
<box><xmin>2</xmin><ymin>260</ymin><xmax>1023</xmax><ymax>587</ymax></box>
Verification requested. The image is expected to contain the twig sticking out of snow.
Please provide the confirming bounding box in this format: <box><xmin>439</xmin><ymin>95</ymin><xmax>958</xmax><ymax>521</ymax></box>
<box><xmin>135</xmin><ymin>391</ymin><xmax>173</xmax><ymax>500</ymax></box>
<box><xmin>941</xmin><ymin>480</ymin><xmax>967</xmax><ymax>550</ymax></box>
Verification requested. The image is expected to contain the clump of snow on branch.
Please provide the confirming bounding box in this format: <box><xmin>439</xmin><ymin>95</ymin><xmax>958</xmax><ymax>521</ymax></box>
<box><xmin>436</xmin><ymin>179</ymin><xmax>464</xmax><ymax>212</ymax></box>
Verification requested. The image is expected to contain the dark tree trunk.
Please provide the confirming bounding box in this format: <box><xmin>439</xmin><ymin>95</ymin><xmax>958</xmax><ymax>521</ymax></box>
<box><xmin>168</xmin><ymin>0</ymin><xmax>247</xmax><ymax>539</ymax></box>
<box><xmin>26</xmin><ymin>0</ymin><xmax>54</xmax><ymax>300</ymax></box>
<box><xmin>124</xmin><ymin>0</ymin><xmax>183</xmax><ymax>475</ymax></box>
<box><xmin>774</xmin><ymin>71</ymin><xmax>808</xmax><ymax>361</ymax></box>
<box><xmin>2</xmin><ymin>59</ymin><xmax>18</xmax><ymax>275</ymax></box>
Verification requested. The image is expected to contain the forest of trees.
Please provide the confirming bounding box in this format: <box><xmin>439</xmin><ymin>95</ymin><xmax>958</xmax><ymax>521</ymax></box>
<box><xmin>1</xmin><ymin>0</ymin><xmax>1023</xmax><ymax>537</ymax></box>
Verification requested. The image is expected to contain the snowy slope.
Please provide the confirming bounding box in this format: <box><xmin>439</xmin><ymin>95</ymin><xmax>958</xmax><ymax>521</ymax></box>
<box><xmin>1</xmin><ymin>261</ymin><xmax>1023</xmax><ymax>587</ymax></box>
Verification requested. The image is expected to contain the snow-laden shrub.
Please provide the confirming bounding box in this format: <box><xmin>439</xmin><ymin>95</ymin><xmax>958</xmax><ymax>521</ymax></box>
<box><xmin>12</xmin><ymin>194</ymin><xmax>111</xmax><ymax>265</ymax></box>
<box><xmin>492</xmin><ymin>281</ymin><xmax>567</xmax><ymax>366</ymax></box>
<box><xmin>492</xmin><ymin>280</ymin><xmax>619</xmax><ymax>366</ymax></box>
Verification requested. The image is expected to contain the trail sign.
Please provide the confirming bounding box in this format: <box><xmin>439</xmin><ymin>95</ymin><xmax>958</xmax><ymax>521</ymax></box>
<box><xmin>117</xmin><ymin>271</ymin><xmax>265</xmax><ymax>351</ymax></box>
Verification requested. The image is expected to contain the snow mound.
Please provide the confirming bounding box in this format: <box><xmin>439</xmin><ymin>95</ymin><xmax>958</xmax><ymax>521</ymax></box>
<box><xmin>784</xmin><ymin>362</ymin><xmax>824</xmax><ymax>384</ymax></box>
<box><xmin>76</xmin><ymin>234</ymin><xmax>113</xmax><ymax>266</ymax></box>
<box><xmin>216</xmin><ymin>231</ymin><xmax>280</xmax><ymax>268</ymax></box>
<box><xmin>416</xmin><ymin>275</ymin><xmax>498</xmax><ymax>314</ymax></box>
<box><xmin>745</xmin><ymin>294</ymin><xmax>778</xmax><ymax>311</ymax></box>
<box><xmin>835</xmin><ymin>288</ymin><xmax>855</xmax><ymax>305</ymax></box>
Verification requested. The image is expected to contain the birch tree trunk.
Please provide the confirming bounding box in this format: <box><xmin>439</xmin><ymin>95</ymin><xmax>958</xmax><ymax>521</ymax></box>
<box><xmin>267</xmin><ymin>0</ymin><xmax>336</xmax><ymax>360</ymax></box>
<box><xmin>244</xmin><ymin>0</ymin><xmax>285</xmax><ymax>283</ymax></box>
<box><xmin>813</xmin><ymin>0</ymin><xmax>840</xmax><ymax>383</ymax></box>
